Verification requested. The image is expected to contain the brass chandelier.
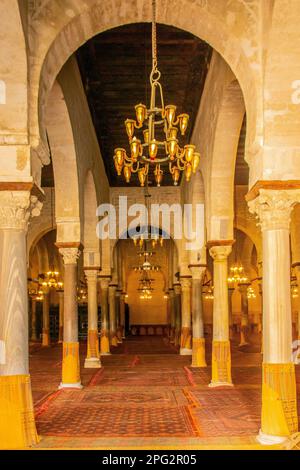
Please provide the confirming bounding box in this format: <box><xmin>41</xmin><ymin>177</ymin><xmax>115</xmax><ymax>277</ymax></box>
<box><xmin>113</xmin><ymin>0</ymin><xmax>200</xmax><ymax>187</ymax></box>
<box><xmin>40</xmin><ymin>270</ymin><xmax>63</xmax><ymax>290</ymax></box>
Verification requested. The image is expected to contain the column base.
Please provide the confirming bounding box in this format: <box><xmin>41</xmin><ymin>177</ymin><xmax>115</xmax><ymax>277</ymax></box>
<box><xmin>180</xmin><ymin>348</ymin><xmax>192</xmax><ymax>355</ymax></box>
<box><xmin>84</xmin><ymin>357</ymin><xmax>101</xmax><ymax>368</ymax></box>
<box><xmin>87</xmin><ymin>329</ymin><xmax>100</xmax><ymax>360</ymax></box>
<box><xmin>58</xmin><ymin>326</ymin><xmax>63</xmax><ymax>343</ymax></box>
<box><xmin>42</xmin><ymin>329</ymin><xmax>50</xmax><ymax>347</ymax></box>
<box><xmin>116</xmin><ymin>327</ymin><xmax>123</xmax><ymax>343</ymax></box>
<box><xmin>208</xmin><ymin>381</ymin><xmax>234</xmax><ymax>388</ymax></box>
<box><xmin>261</xmin><ymin>363</ymin><xmax>298</xmax><ymax>437</ymax></box>
<box><xmin>256</xmin><ymin>429</ymin><xmax>287</xmax><ymax>446</ymax></box>
<box><xmin>100</xmin><ymin>332</ymin><xmax>110</xmax><ymax>355</ymax></box>
<box><xmin>59</xmin><ymin>382</ymin><xmax>83</xmax><ymax>390</ymax></box>
<box><xmin>239</xmin><ymin>341</ymin><xmax>250</xmax><ymax>347</ymax></box>
<box><xmin>211</xmin><ymin>340</ymin><xmax>232</xmax><ymax>385</ymax></box>
<box><xmin>110</xmin><ymin>335</ymin><xmax>119</xmax><ymax>347</ymax></box>
<box><xmin>61</xmin><ymin>342</ymin><xmax>81</xmax><ymax>386</ymax></box>
<box><xmin>191</xmin><ymin>338</ymin><xmax>207</xmax><ymax>367</ymax></box>
<box><xmin>180</xmin><ymin>327</ymin><xmax>192</xmax><ymax>351</ymax></box>
<box><xmin>0</xmin><ymin>374</ymin><xmax>39</xmax><ymax>449</ymax></box>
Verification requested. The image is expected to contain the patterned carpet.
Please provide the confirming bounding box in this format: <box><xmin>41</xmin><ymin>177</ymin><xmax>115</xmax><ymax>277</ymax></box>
<box><xmin>28</xmin><ymin>334</ymin><xmax>300</xmax><ymax>449</ymax></box>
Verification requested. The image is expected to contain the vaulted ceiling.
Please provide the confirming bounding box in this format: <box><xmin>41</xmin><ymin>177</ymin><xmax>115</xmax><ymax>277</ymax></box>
<box><xmin>76</xmin><ymin>23</ymin><xmax>212</xmax><ymax>186</ymax></box>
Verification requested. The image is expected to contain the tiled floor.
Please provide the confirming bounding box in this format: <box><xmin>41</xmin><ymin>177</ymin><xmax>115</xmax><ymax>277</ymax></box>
<box><xmin>29</xmin><ymin>334</ymin><xmax>298</xmax><ymax>449</ymax></box>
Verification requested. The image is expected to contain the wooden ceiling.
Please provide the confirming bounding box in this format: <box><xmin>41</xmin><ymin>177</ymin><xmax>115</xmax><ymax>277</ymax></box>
<box><xmin>76</xmin><ymin>23</ymin><xmax>212</xmax><ymax>186</ymax></box>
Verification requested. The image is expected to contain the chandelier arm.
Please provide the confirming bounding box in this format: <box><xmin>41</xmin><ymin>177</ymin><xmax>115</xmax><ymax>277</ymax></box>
<box><xmin>142</xmin><ymin>155</ymin><xmax>169</xmax><ymax>164</ymax></box>
<box><xmin>176</xmin><ymin>158</ymin><xmax>186</xmax><ymax>171</ymax></box>
<box><xmin>131</xmin><ymin>161</ymin><xmax>140</xmax><ymax>173</ymax></box>
<box><xmin>125</xmin><ymin>153</ymin><xmax>135</xmax><ymax>163</ymax></box>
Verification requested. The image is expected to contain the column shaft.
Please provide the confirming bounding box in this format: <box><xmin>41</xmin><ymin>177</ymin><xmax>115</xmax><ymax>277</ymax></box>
<box><xmin>168</xmin><ymin>289</ymin><xmax>176</xmax><ymax>343</ymax></box>
<box><xmin>191</xmin><ymin>273</ymin><xmax>207</xmax><ymax>367</ymax></box>
<box><xmin>239</xmin><ymin>285</ymin><xmax>250</xmax><ymax>346</ymax></box>
<box><xmin>30</xmin><ymin>299</ymin><xmax>37</xmax><ymax>341</ymax></box>
<box><xmin>180</xmin><ymin>277</ymin><xmax>192</xmax><ymax>355</ymax></box>
<box><xmin>100</xmin><ymin>278</ymin><xmax>110</xmax><ymax>354</ymax></box>
<box><xmin>0</xmin><ymin>191</ymin><xmax>41</xmax><ymax>448</ymax></box>
<box><xmin>209</xmin><ymin>245</ymin><xmax>233</xmax><ymax>387</ymax></box>
<box><xmin>116</xmin><ymin>291</ymin><xmax>123</xmax><ymax>343</ymax></box>
<box><xmin>249</xmin><ymin>189</ymin><xmax>299</xmax><ymax>444</ymax></box>
<box><xmin>59</xmin><ymin>247</ymin><xmax>82</xmax><ymax>389</ymax></box>
<box><xmin>84</xmin><ymin>270</ymin><xmax>101</xmax><ymax>368</ymax></box>
<box><xmin>42</xmin><ymin>291</ymin><xmax>50</xmax><ymax>346</ymax></box>
<box><xmin>173</xmin><ymin>284</ymin><xmax>181</xmax><ymax>347</ymax></box>
<box><xmin>58</xmin><ymin>291</ymin><xmax>64</xmax><ymax>343</ymax></box>
<box><xmin>109</xmin><ymin>285</ymin><xmax>118</xmax><ymax>347</ymax></box>
<box><xmin>119</xmin><ymin>294</ymin><xmax>126</xmax><ymax>339</ymax></box>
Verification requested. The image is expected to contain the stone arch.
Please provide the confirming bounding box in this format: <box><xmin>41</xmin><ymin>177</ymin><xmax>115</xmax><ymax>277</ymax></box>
<box><xmin>45</xmin><ymin>80</ymin><xmax>81</xmax><ymax>244</ymax></box>
<box><xmin>234</xmin><ymin>220</ymin><xmax>262</xmax><ymax>266</ymax></box>
<box><xmin>30</xmin><ymin>0</ymin><xmax>259</xmax><ymax>169</ymax></box>
<box><xmin>206</xmin><ymin>78</ymin><xmax>245</xmax><ymax>241</ymax></box>
<box><xmin>0</xmin><ymin>1</ymin><xmax>28</xmax><ymax>144</ymax></box>
<box><xmin>83</xmin><ymin>169</ymin><xmax>100</xmax><ymax>267</ymax></box>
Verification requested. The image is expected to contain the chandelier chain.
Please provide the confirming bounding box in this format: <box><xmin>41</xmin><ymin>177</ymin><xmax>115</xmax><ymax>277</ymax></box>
<box><xmin>152</xmin><ymin>0</ymin><xmax>157</xmax><ymax>71</ymax></box>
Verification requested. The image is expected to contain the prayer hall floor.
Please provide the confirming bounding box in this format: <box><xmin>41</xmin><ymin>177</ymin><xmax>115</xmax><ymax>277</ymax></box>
<box><xmin>29</xmin><ymin>335</ymin><xmax>299</xmax><ymax>450</ymax></box>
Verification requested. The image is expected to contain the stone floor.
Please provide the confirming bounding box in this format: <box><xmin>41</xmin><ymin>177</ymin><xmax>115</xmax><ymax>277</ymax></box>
<box><xmin>28</xmin><ymin>334</ymin><xmax>299</xmax><ymax>449</ymax></box>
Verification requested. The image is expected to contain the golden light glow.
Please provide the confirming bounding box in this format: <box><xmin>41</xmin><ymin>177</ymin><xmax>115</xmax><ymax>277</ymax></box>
<box><xmin>178</xmin><ymin>113</ymin><xmax>189</xmax><ymax>135</ymax></box>
<box><xmin>125</xmin><ymin>119</ymin><xmax>135</xmax><ymax>138</ymax></box>
<box><xmin>124</xmin><ymin>166</ymin><xmax>131</xmax><ymax>183</ymax></box>
<box><xmin>192</xmin><ymin>152</ymin><xmax>200</xmax><ymax>173</ymax></box>
<box><xmin>185</xmin><ymin>164</ymin><xmax>192</xmax><ymax>182</ymax></box>
<box><xmin>135</xmin><ymin>103</ymin><xmax>147</xmax><ymax>125</ymax></box>
<box><xmin>227</xmin><ymin>264</ymin><xmax>248</xmax><ymax>285</ymax></box>
<box><xmin>165</xmin><ymin>104</ymin><xmax>177</xmax><ymax>126</ymax></box>
<box><xmin>130</xmin><ymin>137</ymin><xmax>141</xmax><ymax>160</ymax></box>
<box><xmin>167</xmin><ymin>138</ymin><xmax>178</xmax><ymax>159</ymax></box>
<box><xmin>149</xmin><ymin>140</ymin><xmax>158</xmax><ymax>160</ymax></box>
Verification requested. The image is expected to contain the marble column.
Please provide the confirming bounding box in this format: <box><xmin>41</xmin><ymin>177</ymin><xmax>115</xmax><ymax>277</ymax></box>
<box><xmin>42</xmin><ymin>288</ymin><xmax>50</xmax><ymax>346</ymax></box>
<box><xmin>238</xmin><ymin>283</ymin><xmax>250</xmax><ymax>346</ymax></box>
<box><xmin>190</xmin><ymin>267</ymin><xmax>207</xmax><ymax>367</ymax></box>
<box><xmin>249</xmin><ymin>189</ymin><xmax>300</xmax><ymax>445</ymax></box>
<box><xmin>109</xmin><ymin>284</ymin><xmax>118</xmax><ymax>347</ymax></box>
<box><xmin>30</xmin><ymin>299</ymin><xmax>37</xmax><ymax>341</ymax></box>
<box><xmin>58</xmin><ymin>246</ymin><xmax>82</xmax><ymax>389</ymax></box>
<box><xmin>57</xmin><ymin>290</ymin><xmax>64</xmax><ymax>343</ymax></box>
<box><xmin>84</xmin><ymin>269</ymin><xmax>101</xmax><ymax>368</ymax></box>
<box><xmin>100</xmin><ymin>278</ymin><xmax>111</xmax><ymax>355</ymax></box>
<box><xmin>173</xmin><ymin>283</ymin><xmax>181</xmax><ymax>347</ymax></box>
<box><xmin>228</xmin><ymin>287</ymin><xmax>235</xmax><ymax>340</ymax></box>
<box><xmin>180</xmin><ymin>277</ymin><xmax>192</xmax><ymax>355</ymax></box>
<box><xmin>209</xmin><ymin>244</ymin><xmax>233</xmax><ymax>387</ymax></box>
<box><xmin>168</xmin><ymin>288</ymin><xmax>176</xmax><ymax>343</ymax></box>
<box><xmin>116</xmin><ymin>289</ymin><xmax>122</xmax><ymax>343</ymax></box>
<box><xmin>0</xmin><ymin>191</ymin><xmax>41</xmax><ymax>448</ymax></box>
<box><xmin>294</xmin><ymin>267</ymin><xmax>300</xmax><ymax>343</ymax></box>
<box><xmin>120</xmin><ymin>292</ymin><xmax>126</xmax><ymax>339</ymax></box>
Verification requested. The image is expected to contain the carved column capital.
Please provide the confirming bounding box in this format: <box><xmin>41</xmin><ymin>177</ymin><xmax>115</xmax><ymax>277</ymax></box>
<box><xmin>59</xmin><ymin>247</ymin><xmax>81</xmax><ymax>265</ymax></box>
<box><xmin>0</xmin><ymin>191</ymin><xmax>42</xmax><ymax>231</ymax></box>
<box><xmin>84</xmin><ymin>269</ymin><xmax>98</xmax><ymax>284</ymax></box>
<box><xmin>189</xmin><ymin>265</ymin><xmax>206</xmax><ymax>281</ymax></box>
<box><xmin>99</xmin><ymin>277</ymin><xmax>110</xmax><ymax>290</ymax></box>
<box><xmin>180</xmin><ymin>277</ymin><xmax>192</xmax><ymax>290</ymax></box>
<box><xmin>173</xmin><ymin>283</ymin><xmax>181</xmax><ymax>295</ymax></box>
<box><xmin>209</xmin><ymin>245</ymin><xmax>232</xmax><ymax>261</ymax></box>
<box><xmin>248</xmin><ymin>189</ymin><xmax>300</xmax><ymax>231</ymax></box>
